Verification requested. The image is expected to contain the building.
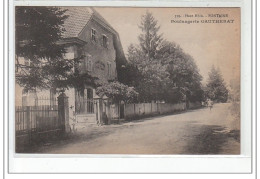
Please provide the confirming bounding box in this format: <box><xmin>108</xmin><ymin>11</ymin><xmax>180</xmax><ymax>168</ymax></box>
<box><xmin>15</xmin><ymin>7</ymin><xmax>127</xmax><ymax>122</ymax></box>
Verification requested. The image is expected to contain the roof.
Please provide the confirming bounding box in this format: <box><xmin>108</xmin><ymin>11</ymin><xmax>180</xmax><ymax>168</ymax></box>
<box><xmin>61</xmin><ymin>7</ymin><xmax>93</xmax><ymax>38</ymax></box>
<box><xmin>61</xmin><ymin>7</ymin><xmax>117</xmax><ymax>38</ymax></box>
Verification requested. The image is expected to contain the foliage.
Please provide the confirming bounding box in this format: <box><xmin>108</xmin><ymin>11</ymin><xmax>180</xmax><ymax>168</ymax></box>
<box><xmin>65</xmin><ymin>71</ymin><xmax>99</xmax><ymax>91</ymax></box>
<box><xmin>205</xmin><ymin>66</ymin><xmax>229</xmax><ymax>102</ymax></box>
<box><xmin>127</xmin><ymin>44</ymin><xmax>171</xmax><ymax>102</ymax></box>
<box><xmin>160</xmin><ymin>41</ymin><xmax>204</xmax><ymax>102</ymax></box>
<box><xmin>138</xmin><ymin>11</ymin><xmax>163</xmax><ymax>59</ymax></box>
<box><xmin>125</xmin><ymin>12</ymin><xmax>204</xmax><ymax>103</ymax></box>
<box><xmin>96</xmin><ymin>81</ymin><xmax>139</xmax><ymax>103</ymax></box>
<box><xmin>15</xmin><ymin>7</ymin><xmax>90</xmax><ymax>92</ymax></box>
<box><xmin>229</xmin><ymin>78</ymin><xmax>240</xmax><ymax>102</ymax></box>
<box><xmin>229</xmin><ymin>78</ymin><xmax>240</xmax><ymax>125</ymax></box>
<box><xmin>15</xmin><ymin>7</ymin><xmax>68</xmax><ymax>60</ymax></box>
<box><xmin>16</xmin><ymin>7</ymin><xmax>68</xmax><ymax>91</ymax></box>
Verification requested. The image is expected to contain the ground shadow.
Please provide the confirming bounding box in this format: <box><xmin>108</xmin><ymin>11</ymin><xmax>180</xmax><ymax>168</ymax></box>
<box><xmin>20</xmin><ymin>127</ymin><xmax>115</xmax><ymax>153</ymax></box>
<box><xmin>183</xmin><ymin>125</ymin><xmax>240</xmax><ymax>154</ymax></box>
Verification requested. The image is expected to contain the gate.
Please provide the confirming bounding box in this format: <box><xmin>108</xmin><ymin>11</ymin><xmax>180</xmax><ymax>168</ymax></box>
<box><xmin>75</xmin><ymin>98</ymin><xmax>95</xmax><ymax>114</ymax></box>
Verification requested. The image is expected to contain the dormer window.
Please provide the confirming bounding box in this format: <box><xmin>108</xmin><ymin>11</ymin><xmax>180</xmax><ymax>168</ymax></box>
<box><xmin>91</xmin><ymin>29</ymin><xmax>96</xmax><ymax>42</ymax></box>
<box><xmin>102</xmin><ymin>35</ymin><xmax>108</xmax><ymax>48</ymax></box>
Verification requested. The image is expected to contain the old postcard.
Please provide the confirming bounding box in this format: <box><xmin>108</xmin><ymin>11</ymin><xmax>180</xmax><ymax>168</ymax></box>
<box><xmin>14</xmin><ymin>6</ymin><xmax>241</xmax><ymax>155</ymax></box>
<box><xmin>5</xmin><ymin>0</ymin><xmax>257</xmax><ymax>174</ymax></box>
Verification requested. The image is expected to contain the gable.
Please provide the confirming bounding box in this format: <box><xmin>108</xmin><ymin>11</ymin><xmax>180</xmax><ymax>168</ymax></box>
<box><xmin>77</xmin><ymin>18</ymin><xmax>114</xmax><ymax>47</ymax></box>
<box><xmin>61</xmin><ymin>7</ymin><xmax>128</xmax><ymax>70</ymax></box>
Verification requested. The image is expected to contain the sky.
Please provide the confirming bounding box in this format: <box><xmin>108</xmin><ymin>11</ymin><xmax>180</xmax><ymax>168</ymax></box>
<box><xmin>95</xmin><ymin>7</ymin><xmax>240</xmax><ymax>85</ymax></box>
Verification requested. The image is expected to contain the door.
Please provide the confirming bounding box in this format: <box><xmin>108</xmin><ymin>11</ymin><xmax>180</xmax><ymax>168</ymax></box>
<box><xmin>120</xmin><ymin>103</ymin><xmax>124</xmax><ymax>118</ymax></box>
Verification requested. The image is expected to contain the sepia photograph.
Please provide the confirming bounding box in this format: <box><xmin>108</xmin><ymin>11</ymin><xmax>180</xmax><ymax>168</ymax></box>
<box><xmin>15</xmin><ymin>6</ymin><xmax>241</xmax><ymax>155</ymax></box>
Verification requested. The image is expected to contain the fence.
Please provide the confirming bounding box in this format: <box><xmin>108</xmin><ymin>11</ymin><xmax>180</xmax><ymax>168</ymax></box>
<box><xmin>15</xmin><ymin>105</ymin><xmax>61</xmax><ymax>151</ymax></box>
<box><xmin>103</xmin><ymin>101</ymin><xmax>202</xmax><ymax>122</ymax></box>
<box><xmin>124</xmin><ymin>102</ymin><xmax>187</xmax><ymax>119</ymax></box>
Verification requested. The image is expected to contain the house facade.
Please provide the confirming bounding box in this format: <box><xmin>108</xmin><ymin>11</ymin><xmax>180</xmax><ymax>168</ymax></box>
<box><xmin>16</xmin><ymin>7</ymin><xmax>127</xmax><ymax>122</ymax></box>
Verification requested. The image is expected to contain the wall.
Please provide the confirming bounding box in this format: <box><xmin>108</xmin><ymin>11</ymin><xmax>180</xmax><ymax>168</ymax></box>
<box><xmin>78</xmin><ymin>18</ymin><xmax>117</xmax><ymax>83</ymax></box>
<box><xmin>124</xmin><ymin>102</ymin><xmax>187</xmax><ymax>120</ymax></box>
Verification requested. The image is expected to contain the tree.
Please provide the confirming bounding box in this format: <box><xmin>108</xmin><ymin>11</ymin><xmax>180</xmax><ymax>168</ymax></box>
<box><xmin>160</xmin><ymin>41</ymin><xmax>204</xmax><ymax>102</ymax></box>
<box><xmin>15</xmin><ymin>7</ymin><xmax>85</xmax><ymax>92</ymax></box>
<box><xmin>229</xmin><ymin>78</ymin><xmax>240</xmax><ymax>129</ymax></box>
<box><xmin>127</xmin><ymin>43</ymin><xmax>170</xmax><ymax>102</ymax></box>
<box><xmin>138</xmin><ymin>11</ymin><xmax>163</xmax><ymax>60</ymax></box>
<box><xmin>229</xmin><ymin>78</ymin><xmax>240</xmax><ymax>102</ymax></box>
<box><xmin>125</xmin><ymin>12</ymin><xmax>204</xmax><ymax>103</ymax></box>
<box><xmin>205</xmin><ymin>66</ymin><xmax>229</xmax><ymax>102</ymax></box>
<box><xmin>125</xmin><ymin>12</ymin><xmax>170</xmax><ymax>102</ymax></box>
<box><xmin>96</xmin><ymin>81</ymin><xmax>138</xmax><ymax>103</ymax></box>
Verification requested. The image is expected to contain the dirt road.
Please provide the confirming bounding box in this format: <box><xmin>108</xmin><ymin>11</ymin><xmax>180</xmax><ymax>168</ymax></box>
<box><xmin>33</xmin><ymin>103</ymin><xmax>240</xmax><ymax>154</ymax></box>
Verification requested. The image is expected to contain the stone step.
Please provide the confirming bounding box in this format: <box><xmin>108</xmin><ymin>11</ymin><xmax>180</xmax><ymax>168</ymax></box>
<box><xmin>76</xmin><ymin>114</ymin><xmax>97</xmax><ymax>124</ymax></box>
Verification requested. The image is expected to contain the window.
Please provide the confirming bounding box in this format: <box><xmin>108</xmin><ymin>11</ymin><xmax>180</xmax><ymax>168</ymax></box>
<box><xmin>102</xmin><ymin>35</ymin><xmax>108</xmax><ymax>48</ymax></box>
<box><xmin>91</xmin><ymin>29</ymin><xmax>96</xmax><ymax>42</ymax></box>
<box><xmin>84</xmin><ymin>56</ymin><xmax>92</xmax><ymax>72</ymax></box>
<box><xmin>87</xmin><ymin>59</ymin><xmax>92</xmax><ymax>72</ymax></box>
<box><xmin>107</xmin><ymin>62</ymin><xmax>112</xmax><ymax>77</ymax></box>
<box><xmin>87</xmin><ymin>88</ymin><xmax>93</xmax><ymax>99</ymax></box>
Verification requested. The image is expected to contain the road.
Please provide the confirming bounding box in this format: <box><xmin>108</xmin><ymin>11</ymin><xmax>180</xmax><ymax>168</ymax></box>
<box><xmin>33</xmin><ymin>103</ymin><xmax>240</xmax><ymax>154</ymax></box>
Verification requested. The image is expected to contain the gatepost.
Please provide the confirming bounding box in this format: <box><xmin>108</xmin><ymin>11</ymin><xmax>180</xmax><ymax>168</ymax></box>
<box><xmin>102</xmin><ymin>95</ymin><xmax>109</xmax><ymax>125</ymax></box>
<box><xmin>58</xmin><ymin>92</ymin><xmax>70</xmax><ymax>133</ymax></box>
<box><xmin>94</xmin><ymin>94</ymin><xmax>103</xmax><ymax>125</ymax></box>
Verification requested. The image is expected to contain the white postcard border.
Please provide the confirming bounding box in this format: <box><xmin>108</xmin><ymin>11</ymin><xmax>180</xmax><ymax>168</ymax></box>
<box><xmin>7</xmin><ymin>0</ymin><xmax>253</xmax><ymax>174</ymax></box>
